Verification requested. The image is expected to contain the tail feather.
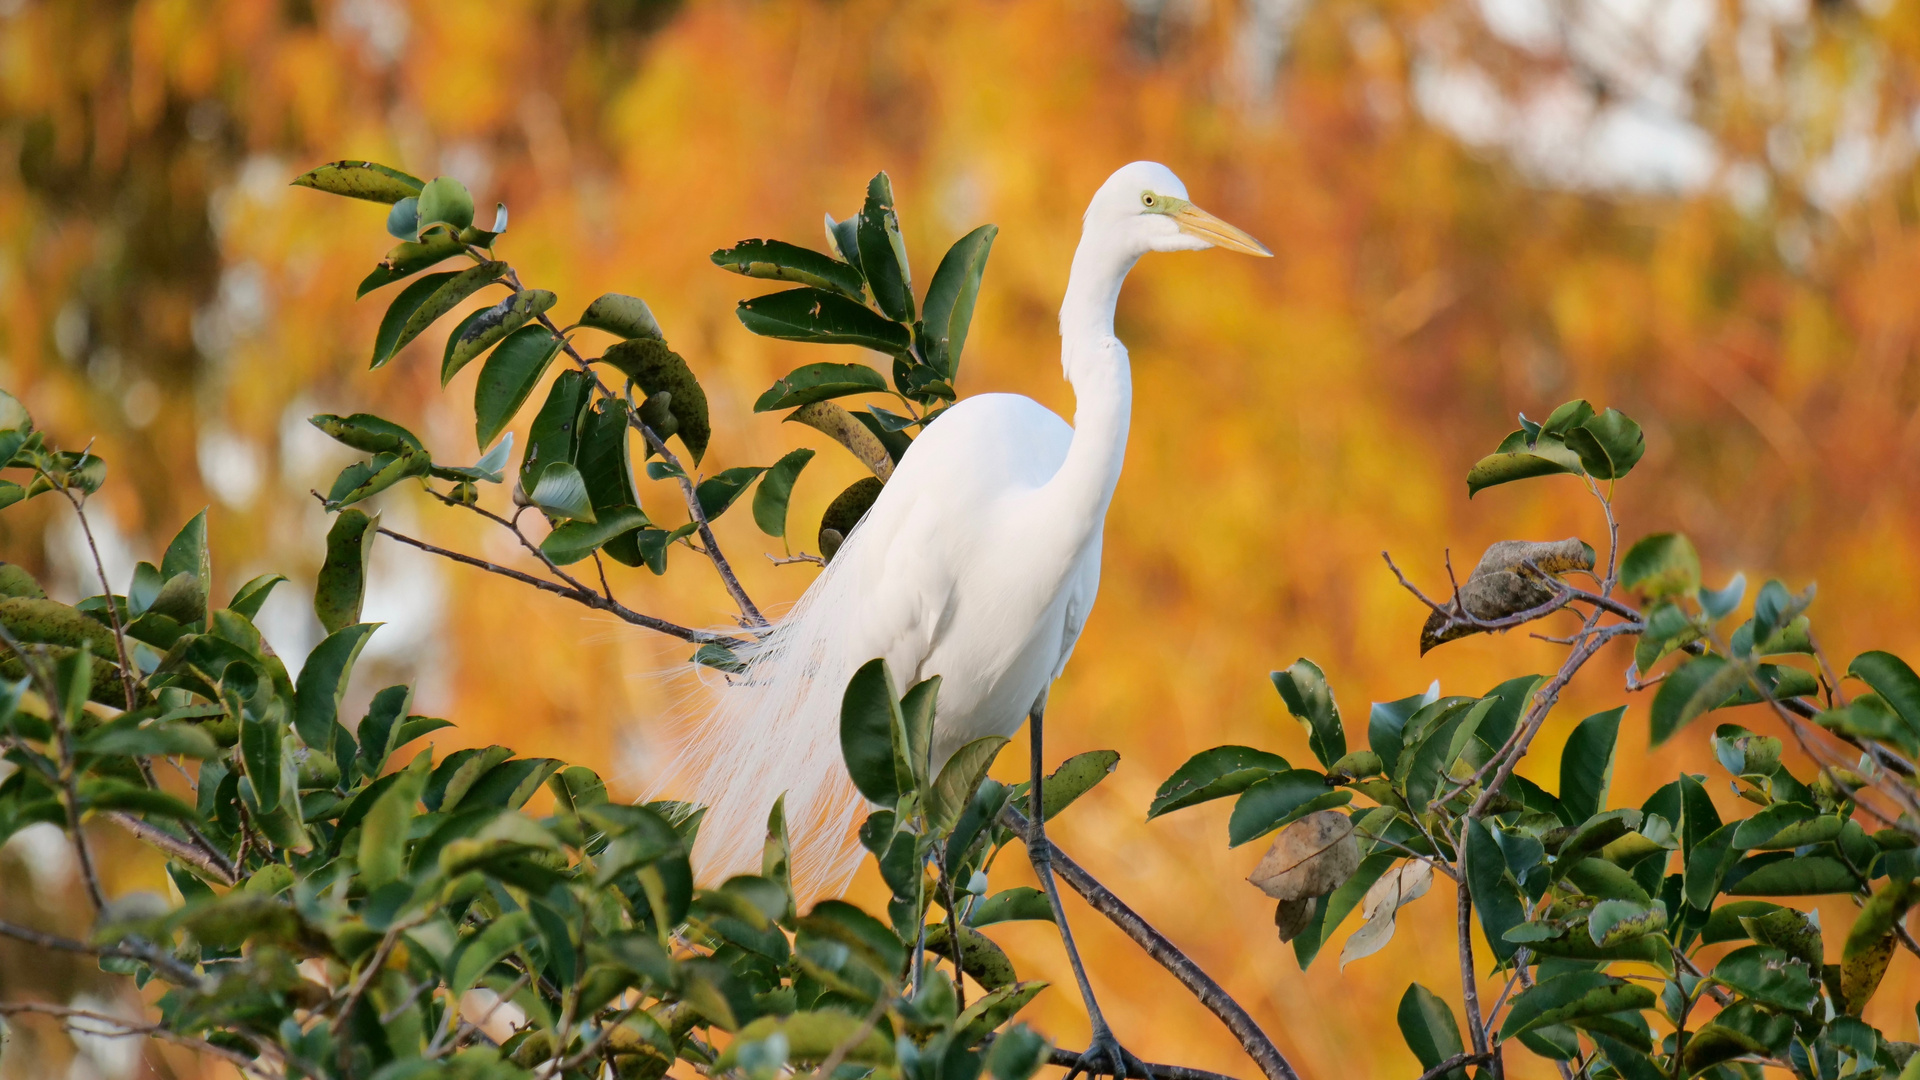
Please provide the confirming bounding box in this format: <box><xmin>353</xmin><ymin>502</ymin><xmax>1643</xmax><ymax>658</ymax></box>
<box><xmin>672</xmin><ymin>527</ymin><xmax>879</xmax><ymax>900</ymax></box>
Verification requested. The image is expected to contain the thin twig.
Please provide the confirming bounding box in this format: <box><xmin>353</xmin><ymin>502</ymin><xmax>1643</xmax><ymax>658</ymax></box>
<box><xmin>1455</xmin><ymin>868</ymin><xmax>1488</xmax><ymax>1057</ymax></box>
<box><xmin>104</xmin><ymin>812</ymin><xmax>236</xmax><ymax>886</ymax></box>
<box><xmin>999</xmin><ymin>804</ymin><xmax>1302</xmax><ymax>1080</ymax></box>
<box><xmin>374</xmin><ymin>525</ymin><xmax>743</xmax><ymax>648</ymax></box>
<box><xmin>801</xmin><ymin>992</ymin><xmax>890</xmax><ymax>1080</ymax></box>
<box><xmin>1040</xmin><ymin>1047</ymin><xmax>1245</xmax><ymax>1080</ymax></box>
<box><xmin>0</xmin><ymin>1003</ymin><xmax>271</xmax><ymax>1077</ymax></box>
<box><xmin>1416</xmin><ymin>1052</ymin><xmax>1494</xmax><ymax>1080</ymax></box>
<box><xmin>60</xmin><ymin>490</ymin><xmax>141</xmax><ymax>710</ymax></box>
<box><xmin>0</xmin><ymin>918</ymin><xmax>202</xmax><ymax>988</ymax></box>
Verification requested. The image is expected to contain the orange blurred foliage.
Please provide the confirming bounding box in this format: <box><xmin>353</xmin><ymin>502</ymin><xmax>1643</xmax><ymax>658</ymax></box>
<box><xmin>3</xmin><ymin>0</ymin><xmax>1919</xmax><ymax>1076</ymax></box>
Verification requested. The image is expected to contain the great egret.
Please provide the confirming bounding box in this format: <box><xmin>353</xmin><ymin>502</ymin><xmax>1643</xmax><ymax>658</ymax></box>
<box><xmin>688</xmin><ymin>161</ymin><xmax>1269</xmax><ymax>1069</ymax></box>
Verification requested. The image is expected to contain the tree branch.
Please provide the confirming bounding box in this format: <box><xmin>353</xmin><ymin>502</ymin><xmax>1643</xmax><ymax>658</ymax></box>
<box><xmin>0</xmin><ymin>918</ymin><xmax>202</xmax><ymax>988</ymax></box>
<box><xmin>1416</xmin><ymin>1052</ymin><xmax>1494</xmax><ymax>1080</ymax></box>
<box><xmin>0</xmin><ymin>1003</ymin><xmax>271</xmax><ymax>1077</ymax></box>
<box><xmin>104</xmin><ymin>812</ymin><xmax>237</xmax><ymax>886</ymax></box>
<box><xmin>375</xmin><ymin>525</ymin><xmax>744</xmax><ymax>648</ymax></box>
<box><xmin>999</xmin><ymin>804</ymin><xmax>1303</xmax><ymax>1080</ymax></box>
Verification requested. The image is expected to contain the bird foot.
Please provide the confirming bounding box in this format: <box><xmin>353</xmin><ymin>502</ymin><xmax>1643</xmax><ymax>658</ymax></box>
<box><xmin>1064</xmin><ymin>1025</ymin><xmax>1154</xmax><ymax>1080</ymax></box>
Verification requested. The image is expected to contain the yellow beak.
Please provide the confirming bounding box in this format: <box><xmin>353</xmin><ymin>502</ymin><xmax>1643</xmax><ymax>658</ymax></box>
<box><xmin>1174</xmin><ymin>203</ymin><xmax>1273</xmax><ymax>257</ymax></box>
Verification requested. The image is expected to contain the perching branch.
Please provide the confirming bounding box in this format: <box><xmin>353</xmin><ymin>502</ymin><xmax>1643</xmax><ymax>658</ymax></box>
<box><xmin>373</xmin><ymin>524</ymin><xmax>745</xmax><ymax>649</ymax></box>
<box><xmin>1040</xmin><ymin>1047</ymin><xmax>1242</xmax><ymax>1080</ymax></box>
<box><xmin>0</xmin><ymin>919</ymin><xmax>203</xmax><ymax>989</ymax></box>
<box><xmin>999</xmin><ymin>804</ymin><xmax>1304</xmax><ymax>1080</ymax></box>
<box><xmin>0</xmin><ymin>1002</ymin><xmax>274</xmax><ymax>1077</ymax></box>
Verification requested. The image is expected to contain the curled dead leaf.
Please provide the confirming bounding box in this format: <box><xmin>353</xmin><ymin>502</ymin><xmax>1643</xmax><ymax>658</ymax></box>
<box><xmin>1274</xmin><ymin>897</ymin><xmax>1316</xmax><ymax>943</ymax></box>
<box><xmin>1420</xmin><ymin>538</ymin><xmax>1595</xmax><ymax>654</ymax></box>
<box><xmin>1247</xmin><ymin>809</ymin><xmax>1360</xmax><ymax>901</ymax></box>
<box><xmin>1340</xmin><ymin>859</ymin><xmax>1435</xmax><ymax>968</ymax></box>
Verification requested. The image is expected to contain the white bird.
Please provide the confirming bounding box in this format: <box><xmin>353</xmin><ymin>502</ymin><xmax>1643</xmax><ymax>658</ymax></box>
<box><xmin>684</xmin><ymin>161</ymin><xmax>1269</xmax><ymax>1069</ymax></box>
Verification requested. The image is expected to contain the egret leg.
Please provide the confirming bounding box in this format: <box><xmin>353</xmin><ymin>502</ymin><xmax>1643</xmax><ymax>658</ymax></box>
<box><xmin>1025</xmin><ymin>704</ymin><xmax>1153</xmax><ymax>1080</ymax></box>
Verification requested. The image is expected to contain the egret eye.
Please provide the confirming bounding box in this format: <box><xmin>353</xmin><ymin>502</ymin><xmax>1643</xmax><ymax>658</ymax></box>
<box><xmin>1141</xmin><ymin>192</ymin><xmax>1156</xmax><ymax>208</ymax></box>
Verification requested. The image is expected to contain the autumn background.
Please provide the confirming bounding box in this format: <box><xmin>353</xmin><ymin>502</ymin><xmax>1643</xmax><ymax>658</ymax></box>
<box><xmin>2</xmin><ymin>0</ymin><xmax>1918</xmax><ymax>1076</ymax></box>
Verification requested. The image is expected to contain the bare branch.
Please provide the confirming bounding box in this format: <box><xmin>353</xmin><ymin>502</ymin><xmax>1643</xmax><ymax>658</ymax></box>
<box><xmin>0</xmin><ymin>1003</ymin><xmax>272</xmax><ymax>1077</ymax></box>
<box><xmin>0</xmin><ymin>918</ymin><xmax>202</xmax><ymax>988</ymax></box>
<box><xmin>999</xmin><ymin>804</ymin><xmax>1303</xmax><ymax>1080</ymax></box>
<box><xmin>104</xmin><ymin>812</ymin><xmax>236</xmax><ymax>887</ymax></box>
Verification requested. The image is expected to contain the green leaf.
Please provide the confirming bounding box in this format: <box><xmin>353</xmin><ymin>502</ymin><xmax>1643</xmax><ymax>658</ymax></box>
<box><xmin>1558</xmin><ymin>706</ymin><xmax>1623</xmax><ymax>825</ymax></box>
<box><xmin>1564</xmin><ymin>408</ymin><xmax>1645</xmax><ymax>479</ymax></box>
<box><xmin>735</xmin><ymin>287</ymin><xmax>912</xmax><ymax>354</ymax></box>
<box><xmin>1840</xmin><ymin>878</ymin><xmax>1917</xmax><ymax>1013</ymax></box>
<box><xmin>540</xmin><ymin>507</ymin><xmax>647</xmax><ymax>566</ymax></box>
<box><xmin>1699</xmin><ymin>573</ymin><xmax>1747</xmax><ymax>618</ymax></box>
<box><xmin>856</xmin><ymin>172</ymin><xmax>914</xmax><ymax>323</ymax></box>
<box><xmin>415</xmin><ymin>176</ymin><xmax>475</xmax><ymax>232</ymax></box>
<box><xmin>1368</xmin><ymin>687</ymin><xmax>1436</xmax><ymax>777</ymax></box>
<box><xmin>1709</xmin><ymin>944</ymin><xmax>1822</xmax><ymax>1011</ymax></box>
<box><xmin>968</xmin><ymin>887</ymin><xmax>1054</xmax><ymax>927</ymax></box>
<box><xmin>309</xmin><ymin>412</ymin><xmax>425</xmax><ymax>457</ymax></box>
<box><xmin>1464</xmin><ymin>817</ymin><xmax>1528</xmax><ymax>963</ymax></box>
<box><xmin>158</xmin><ymin>510</ymin><xmax>211</xmax><ymax>621</ymax></box>
<box><xmin>293</xmin><ymin>623</ymin><xmax>377</xmax><ymax>753</ymax></box>
<box><xmin>575</xmin><ymin>293</ymin><xmax>664</xmax><ymax>340</ymax></box>
<box><xmin>290</xmin><ymin>160</ymin><xmax>424</xmax><ymax>203</ymax></box>
<box><xmin>520</xmin><ymin>370</ymin><xmax>592</xmax><ymax>484</ymax></box>
<box><xmin>77</xmin><ymin>778</ymin><xmax>198</xmax><ymax>821</ymax></box>
<box><xmin>922</xmin><ymin>923</ymin><xmax>1016</xmax><ymax>991</ymax></box>
<box><xmin>227</xmin><ymin>574</ymin><xmax>287</xmax><ymax>621</ymax></box>
<box><xmin>1397</xmin><ymin>983</ymin><xmax>1467</xmax><ymax>1080</ymax></box>
<box><xmin>1650</xmin><ymin>655</ymin><xmax>1742</xmax><ymax>745</ymax></box>
<box><xmin>1271</xmin><ymin>658</ymin><xmax>1346</xmax><ymax>767</ymax></box>
<box><xmin>386</xmin><ymin>195</ymin><xmax>419</xmax><ymax>240</ymax></box>
<box><xmin>1148</xmin><ymin>745</ymin><xmax>1290</xmax><ymax>819</ymax></box>
<box><xmin>601</xmin><ymin>338</ymin><xmax>711</xmax><ymax>465</ymax></box>
<box><xmin>574</xmin><ymin>399</ymin><xmax>646</xmax><ymax>565</ymax></box>
<box><xmin>819</xmin><ymin>476</ymin><xmax>884</xmax><ymax>562</ymax></box>
<box><xmin>1228</xmin><ymin>769</ymin><xmax>1341</xmax><ymax>846</ymax></box>
<box><xmin>1499</xmin><ymin>971</ymin><xmax>1656</xmax><ymax>1040</ymax></box>
<box><xmin>1845</xmin><ymin>650</ymin><xmax>1920</xmax><ymax>744</ymax></box>
<box><xmin>357</xmin><ymin>232</ymin><xmax>466</xmax><ymax>297</ymax></box>
<box><xmin>841</xmin><ymin>659</ymin><xmax>903</xmax><ymax>806</ymax></box>
<box><xmin>323</xmin><ymin>450</ymin><xmax>429</xmax><ymax>509</ymax></box>
<box><xmin>1040</xmin><ymin>749</ymin><xmax>1120</xmax><ymax>820</ymax></box>
<box><xmin>752</xmin><ymin>448</ymin><xmax>815</xmax><ymax>538</ymax></box>
<box><xmin>1540</xmin><ymin>400</ymin><xmax>1596</xmax><ymax>435</ymax></box>
<box><xmin>1725</xmin><ymin>855</ymin><xmax>1860</xmax><ymax>895</ymax></box>
<box><xmin>711</xmin><ymin>239</ymin><xmax>865</xmax><ymax>300</ymax></box>
<box><xmin>1619</xmin><ymin>533</ymin><xmax>1701</xmax><ymax>600</ymax></box>
<box><xmin>920</xmin><ymin>224</ymin><xmax>997</xmax><ymax>380</ymax></box>
<box><xmin>240</xmin><ymin>707</ymin><xmax>285</xmax><ymax>816</ymax></box>
<box><xmin>928</xmin><ymin>736</ymin><xmax>1008</xmax><ymax>833</ymax></box>
<box><xmin>314</xmin><ymin>509</ymin><xmax>378</xmax><ymax>635</ymax></box>
<box><xmin>450</xmin><ymin>910</ymin><xmax>533</xmax><ymax>997</ymax></box>
<box><xmin>696</xmin><ymin>467</ymin><xmax>767</xmax><ymax>522</ymax></box>
<box><xmin>472</xmin><ymin>324</ymin><xmax>564</xmax><ymax>450</ymax></box>
<box><xmin>720</xmin><ymin>1012</ymin><xmax>894</xmax><ymax>1069</ymax></box>
<box><xmin>371</xmin><ymin>260</ymin><xmax>505</xmax><ymax>368</ymax></box>
<box><xmin>1465</xmin><ymin>436</ymin><xmax>1584</xmax><ymax>496</ymax></box>
<box><xmin>442</xmin><ymin>289</ymin><xmax>557</xmax><ymax>385</ymax></box>
<box><xmin>1586</xmin><ymin>898</ymin><xmax>1667</xmax><ymax>946</ymax></box>
<box><xmin>753</xmin><ymin>362</ymin><xmax>889</xmax><ymax>412</ymax></box>
<box><xmin>529</xmin><ymin>462</ymin><xmax>595</xmax><ymax>522</ymax></box>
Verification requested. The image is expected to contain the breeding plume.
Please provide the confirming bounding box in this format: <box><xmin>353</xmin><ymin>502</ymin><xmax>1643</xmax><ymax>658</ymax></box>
<box><xmin>687</xmin><ymin>161</ymin><xmax>1268</xmax><ymax>1064</ymax></box>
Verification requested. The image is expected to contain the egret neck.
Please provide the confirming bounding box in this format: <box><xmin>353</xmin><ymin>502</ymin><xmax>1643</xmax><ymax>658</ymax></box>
<box><xmin>1049</xmin><ymin>232</ymin><xmax>1141</xmax><ymax>534</ymax></box>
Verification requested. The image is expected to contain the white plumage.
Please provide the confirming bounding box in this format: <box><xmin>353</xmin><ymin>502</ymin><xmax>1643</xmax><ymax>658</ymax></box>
<box><xmin>681</xmin><ymin>162</ymin><xmax>1270</xmax><ymax>899</ymax></box>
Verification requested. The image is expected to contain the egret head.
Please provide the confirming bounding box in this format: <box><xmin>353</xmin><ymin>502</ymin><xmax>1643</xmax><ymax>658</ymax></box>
<box><xmin>1083</xmin><ymin>161</ymin><xmax>1272</xmax><ymax>259</ymax></box>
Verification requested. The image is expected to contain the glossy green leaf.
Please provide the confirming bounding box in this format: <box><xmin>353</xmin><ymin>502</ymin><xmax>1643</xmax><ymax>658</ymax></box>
<box><xmin>1500</xmin><ymin>971</ymin><xmax>1656</xmax><ymax>1040</ymax></box>
<box><xmin>1725</xmin><ymin>855</ymin><xmax>1860</xmax><ymax>895</ymax></box>
<box><xmin>711</xmin><ymin>239</ymin><xmax>865</xmax><ymax>300</ymax></box>
<box><xmin>293</xmin><ymin>623</ymin><xmax>377</xmax><ymax>752</ymax></box>
<box><xmin>442</xmin><ymin>289</ymin><xmax>556</xmax><ymax>385</ymax></box>
<box><xmin>1558</xmin><ymin>706</ymin><xmax>1623</xmax><ymax>825</ymax></box>
<box><xmin>1845</xmin><ymin>650</ymin><xmax>1920</xmax><ymax>744</ymax></box>
<box><xmin>473</xmin><ymin>324</ymin><xmax>564</xmax><ymax>450</ymax></box>
<box><xmin>1367</xmin><ymin>687</ymin><xmax>1436</xmax><ymax>776</ymax></box>
<box><xmin>928</xmin><ymin>735</ymin><xmax>1008</xmax><ymax>833</ymax></box>
<box><xmin>291</xmin><ymin>159</ymin><xmax>423</xmax><ymax>203</ymax></box>
<box><xmin>1650</xmin><ymin>655</ymin><xmax>1743</xmax><ymax>745</ymax></box>
<box><xmin>1228</xmin><ymin>769</ymin><xmax>1344</xmax><ymax>846</ymax></box>
<box><xmin>1620</xmin><ymin>533</ymin><xmax>1700</xmax><ymax>600</ymax></box>
<box><xmin>921</xmin><ymin>224</ymin><xmax>997</xmax><ymax>379</ymax></box>
<box><xmin>1148</xmin><ymin>745</ymin><xmax>1291</xmax><ymax>819</ymax></box>
<box><xmin>314</xmin><ymin>509</ymin><xmax>378</xmax><ymax>635</ymax></box>
<box><xmin>240</xmin><ymin>708</ymin><xmax>285</xmax><ymax>816</ymax></box>
<box><xmin>375</xmin><ymin>260</ymin><xmax>504</xmax><ymax>368</ymax></box>
<box><xmin>1565</xmin><ymin>408</ymin><xmax>1644</xmax><ymax>479</ymax></box>
<box><xmin>227</xmin><ymin>574</ymin><xmax>287</xmax><ymax>621</ymax></box>
<box><xmin>1272</xmin><ymin>658</ymin><xmax>1346</xmax><ymax>767</ymax></box>
<box><xmin>696</xmin><ymin>467</ymin><xmax>766</xmax><ymax>522</ymax></box>
<box><xmin>856</xmin><ymin>172</ymin><xmax>913</xmax><ymax>322</ymax></box>
<box><xmin>1464</xmin><ymin>817</ymin><xmax>1528</xmax><ymax>963</ymax></box>
<box><xmin>1840</xmin><ymin>879</ymin><xmax>1917</xmax><ymax>1013</ymax></box>
<box><xmin>841</xmin><ymin>659</ymin><xmax>903</xmax><ymax>807</ymax></box>
<box><xmin>735</xmin><ymin>287</ymin><xmax>912</xmax><ymax>354</ymax></box>
<box><xmin>540</xmin><ymin>507</ymin><xmax>647</xmax><ymax>566</ymax></box>
<box><xmin>415</xmin><ymin>176</ymin><xmax>474</xmax><ymax>232</ymax></box>
<box><xmin>1465</xmin><ymin>430</ymin><xmax>1585</xmax><ymax>496</ymax></box>
<box><xmin>575</xmin><ymin>293</ymin><xmax>664</xmax><ymax>340</ymax></box>
<box><xmin>309</xmin><ymin>412</ymin><xmax>424</xmax><ymax>457</ymax></box>
<box><xmin>357</xmin><ymin>232</ymin><xmax>465</xmax><ymax>297</ymax></box>
<box><xmin>1709</xmin><ymin>944</ymin><xmax>1822</xmax><ymax>1011</ymax></box>
<box><xmin>752</xmin><ymin>448</ymin><xmax>815</xmax><ymax>538</ymax></box>
<box><xmin>601</xmin><ymin>338</ymin><xmax>711</xmax><ymax>464</ymax></box>
<box><xmin>753</xmin><ymin>362</ymin><xmax>889</xmax><ymax>412</ymax></box>
<box><xmin>520</xmin><ymin>369</ymin><xmax>592</xmax><ymax>484</ymax></box>
<box><xmin>1396</xmin><ymin>983</ymin><xmax>1466</xmax><ymax>1080</ymax></box>
<box><xmin>529</xmin><ymin>462</ymin><xmax>595</xmax><ymax>522</ymax></box>
<box><xmin>968</xmin><ymin>887</ymin><xmax>1054</xmax><ymax>928</ymax></box>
